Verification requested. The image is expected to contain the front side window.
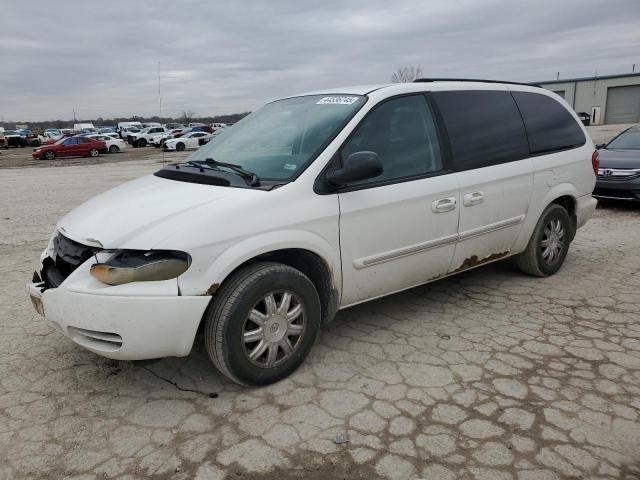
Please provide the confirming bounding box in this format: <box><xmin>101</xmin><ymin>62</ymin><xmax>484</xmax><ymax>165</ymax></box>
<box><xmin>189</xmin><ymin>94</ymin><xmax>366</xmax><ymax>180</ymax></box>
<box><xmin>512</xmin><ymin>92</ymin><xmax>586</xmax><ymax>154</ymax></box>
<box><xmin>433</xmin><ymin>90</ymin><xmax>529</xmax><ymax>170</ymax></box>
<box><xmin>340</xmin><ymin>95</ymin><xmax>443</xmax><ymax>184</ymax></box>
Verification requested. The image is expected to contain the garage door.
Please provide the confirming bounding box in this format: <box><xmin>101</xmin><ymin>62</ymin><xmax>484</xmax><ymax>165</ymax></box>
<box><xmin>605</xmin><ymin>85</ymin><xmax>640</xmax><ymax>124</ymax></box>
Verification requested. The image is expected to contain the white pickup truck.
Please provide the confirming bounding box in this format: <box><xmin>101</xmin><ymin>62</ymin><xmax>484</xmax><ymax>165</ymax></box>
<box><xmin>127</xmin><ymin>126</ymin><xmax>167</xmax><ymax>147</ymax></box>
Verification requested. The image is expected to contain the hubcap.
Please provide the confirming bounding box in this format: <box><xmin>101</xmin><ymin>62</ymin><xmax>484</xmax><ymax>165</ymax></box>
<box><xmin>242</xmin><ymin>291</ymin><xmax>305</xmax><ymax>368</ymax></box>
<box><xmin>541</xmin><ymin>217</ymin><xmax>565</xmax><ymax>264</ymax></box>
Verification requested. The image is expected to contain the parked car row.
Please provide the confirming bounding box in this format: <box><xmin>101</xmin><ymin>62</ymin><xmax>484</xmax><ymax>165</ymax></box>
<box><xmin>119</xmin><ymin>122</ymin><xmax>226</xmax><ymax>148</ymax></box>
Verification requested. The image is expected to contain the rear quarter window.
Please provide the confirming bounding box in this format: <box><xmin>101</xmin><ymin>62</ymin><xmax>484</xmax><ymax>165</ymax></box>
<box><xmin>432</xmin><ymin>90</ymin><xmax>529</xmax><ymax>170</ymax></box>
<box><xmin>511</xmin><ymin>92</ymin><xmax>586</xmax><ymax>154</ymax></box>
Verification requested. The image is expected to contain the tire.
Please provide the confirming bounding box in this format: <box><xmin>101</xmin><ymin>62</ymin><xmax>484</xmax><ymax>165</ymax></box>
<box><xmin>175</xmin><ymin>142</ymin><xmax>185</xmax><ymax>151</ymax></box>
<box><xmin>204</xmin><ymin>262</ymin><xmax>321</xmax><ymax>386</ymax></box>
<box><xmin>89</xmin><ymin>148</ymin><xmax>99</xmax><ymax>157</ymax></box>
<box><xmin>109</xmin><ymin>145</ymin><xmax>119</xmax><ymax>153</ymax></box>
<box><xmin>517</xmin><ymin>203</ymin><xmax>571</xmax><ymax>277</ymax></box>
<box><xmin>137</xmin><ymin>138</ymin><xmax>147</xmax><ymax>147</ymax></box>
<box><xmin>43</xmin><ymin>150</ymin><xmax>55</xmax><ymax>160</ymax></box>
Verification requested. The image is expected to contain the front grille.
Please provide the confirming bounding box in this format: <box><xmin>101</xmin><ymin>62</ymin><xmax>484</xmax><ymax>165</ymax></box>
<box><xmin>41</xmin><ymin>234</ymin><xmax>100</xmax><ymax>289</ymax></box>
<box><xmin>597</xmin><ymin>173</ymin><xmax>640</xmax><ymax>182</ymax></box>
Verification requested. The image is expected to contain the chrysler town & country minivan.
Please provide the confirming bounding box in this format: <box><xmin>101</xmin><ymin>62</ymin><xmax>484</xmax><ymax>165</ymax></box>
<box><xmin>28</xmin><ymin>79</ymin><xmax>598</xmax><ymax>386</ymax></box>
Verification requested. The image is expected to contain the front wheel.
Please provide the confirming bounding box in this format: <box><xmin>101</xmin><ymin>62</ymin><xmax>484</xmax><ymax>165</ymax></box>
<box><xmin>204</xmin><ymin>262</ymin><xmax>321</xmax><ymax>386</ymax></box>
<box><xmin>89</xmin><ymin>148</ymin><xmax>99</xmax><ymax>157</ymax></box>
<box><xmin>109</xmin><ymin>145</ymin><xmax>119</xmax><ymax>153</ymax></box>
<box><xmin>517</xmin><ymin>203</ymin><xmax>572</xmax><ymax>277</ymax></box>
<box><xmin>175</xmin><ymin>142</ymin><xmax>185</xmax><ymax>151</ymax></box>
<box><xmin>43</xmin><ymin>150</ymin><xmax>55</xmax><ymax>160</ymax></box>
<box><xmin>137</xmin><ymin>138</ymin><xmax>147</xmax><ymax>147</ymax></box>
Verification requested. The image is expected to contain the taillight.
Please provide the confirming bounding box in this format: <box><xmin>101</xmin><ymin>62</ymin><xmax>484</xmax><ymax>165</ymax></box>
<box><xmin>591</xmin><ymin>150</ymin><xmax>599</xmax><ymax>176</ymax></box>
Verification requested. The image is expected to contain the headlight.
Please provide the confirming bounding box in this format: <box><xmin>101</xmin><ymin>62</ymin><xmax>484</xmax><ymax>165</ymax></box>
<box><xmin>90</xmin><ymin>250</ymin><xmax>190</xmax><ymax>285</ymax></box>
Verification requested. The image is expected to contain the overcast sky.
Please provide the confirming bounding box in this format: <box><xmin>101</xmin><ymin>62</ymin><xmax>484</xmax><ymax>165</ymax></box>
<box><xmin>1</xmin><ymin>0</ymin><xmax>639</xmax><ymax>122</ymax></box>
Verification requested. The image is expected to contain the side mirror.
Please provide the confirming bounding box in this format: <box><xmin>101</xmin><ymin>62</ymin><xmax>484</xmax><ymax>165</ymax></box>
<box><xmin>326</xmin><ymin>151</ymin><xmax>383</xmax><ymax>187</ymax></box>
<box><xmin>595</xmin><ymin>143</ymin><xmax>606</xmax><ymax>149</ymax></box>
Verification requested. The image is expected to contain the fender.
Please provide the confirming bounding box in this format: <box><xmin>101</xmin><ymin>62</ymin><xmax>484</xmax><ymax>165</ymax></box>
<box><xmin>179</xmin><ymin>229</ymin><xmax>342</xmax><ymax>297</ymax></box>
<box><xmin>513</xmin><ymin>182</ymin><xmax>579</xmax><ymax>252</ymax></box>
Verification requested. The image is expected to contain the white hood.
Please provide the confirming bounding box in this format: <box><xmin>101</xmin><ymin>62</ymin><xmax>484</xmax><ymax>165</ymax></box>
<box><xmin>58</xmin><ymin>174</ymin><xmax>264</xmax><ymax>249</ymax></box>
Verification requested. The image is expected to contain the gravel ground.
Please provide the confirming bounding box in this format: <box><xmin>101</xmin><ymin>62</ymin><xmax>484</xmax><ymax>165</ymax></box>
<box><xmin>1</xmin><ymin>132</ymin><xmax>639</xmax><ymax>480</ymax></box>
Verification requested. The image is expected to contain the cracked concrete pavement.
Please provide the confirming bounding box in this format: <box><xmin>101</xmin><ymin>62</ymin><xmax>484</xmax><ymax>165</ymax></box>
<box><xmin>1</xmin><ymin>150</ymin><xmax>640</xmax><ymax>480</ymax></box>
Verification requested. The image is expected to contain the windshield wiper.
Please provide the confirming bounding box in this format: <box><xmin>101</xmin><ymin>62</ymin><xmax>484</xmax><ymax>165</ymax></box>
<box><xmin>174</xmin><ymin>160</ymin><xmax>219</xmax><ymax>172</ymax></box>
<box><xmin>200</xmin><ymin>158</ymin><xmax>260</xmax><ymax>186</ymax></box>
<box><xmin>172</xmin><ymin>158</ymin><xmax>260</xmax><ymax>187</ymax></box>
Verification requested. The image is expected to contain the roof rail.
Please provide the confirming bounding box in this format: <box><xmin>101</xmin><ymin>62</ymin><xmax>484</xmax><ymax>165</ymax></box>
<box><xmin>414</xmin><ymin>78</ymin><xmax>541</xmax><ymax>88</ymax></box>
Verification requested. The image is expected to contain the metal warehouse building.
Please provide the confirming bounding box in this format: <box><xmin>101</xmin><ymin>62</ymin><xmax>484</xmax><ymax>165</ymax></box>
<box><xmin>537</xmin><ymin>72</ymin><xmax>640</xmax><ymax>125</ymax></box>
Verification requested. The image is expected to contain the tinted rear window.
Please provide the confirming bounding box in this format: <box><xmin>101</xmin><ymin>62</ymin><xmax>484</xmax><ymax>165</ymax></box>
<box><xmin>512</xmin><ymin>92</ymin><xmax>586</xmax><ymax>154</ymax></box>
<box><xmin>433</xmin><ymin>90</ymin><xmax>529</xmax><ymax>170</ymax></box>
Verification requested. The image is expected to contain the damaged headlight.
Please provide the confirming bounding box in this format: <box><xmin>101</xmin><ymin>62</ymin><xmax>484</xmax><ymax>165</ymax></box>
<box><xmin>90</xmin><ymin>250</ymin><xmax>190</xmax><ymax>285</ymax></box>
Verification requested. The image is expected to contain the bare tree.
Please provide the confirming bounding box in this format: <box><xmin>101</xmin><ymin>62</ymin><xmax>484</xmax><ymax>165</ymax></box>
<box><xmin>180</xmin><ymin>110</ymin><xmax>195</xmax><ymax>124</ymax></box>
<box><xmin>391</xmin><ymin>65</ymin><xmax>424</xmax><ymax>83</ymax></box>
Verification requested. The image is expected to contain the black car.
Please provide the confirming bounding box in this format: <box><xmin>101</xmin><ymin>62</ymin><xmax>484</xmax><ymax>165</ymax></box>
<box><xmin>593</xmin><ymin>125</ymin><xmax>640</xmax><ymax>201</ymax></box>
<box><xmin>3</xmin><ymin>131</ymin><xmax>28</xmax><ymax>148</ymax></box>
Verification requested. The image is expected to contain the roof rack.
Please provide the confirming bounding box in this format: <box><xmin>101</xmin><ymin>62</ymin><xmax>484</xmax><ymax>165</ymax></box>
<box><xmin>414</xmin><ymin>78</ymin><xmax>541</xmax><ymax>88</ymax></box>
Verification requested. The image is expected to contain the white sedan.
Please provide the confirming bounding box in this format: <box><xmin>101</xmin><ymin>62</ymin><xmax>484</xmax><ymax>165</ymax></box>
<box><xmin>163</xmin><ymin>132</ymin><xmax>212</xmax><ymax>151</ymax></box>
<box><xmin>88</xmin><ymin>134</ymin><xmax>127</xmax><ymax>154</ymax></box>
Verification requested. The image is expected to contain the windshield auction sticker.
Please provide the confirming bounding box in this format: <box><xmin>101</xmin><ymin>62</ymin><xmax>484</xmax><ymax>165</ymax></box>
<box><xmin>316</xmin><ymin>96</ymin><xmax>360</xmax><ymax>105</ymax></box>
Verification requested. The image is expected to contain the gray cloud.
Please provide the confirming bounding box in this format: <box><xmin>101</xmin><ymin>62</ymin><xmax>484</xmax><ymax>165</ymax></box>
<box><xmin>1</xmin><ymin>0</ymin><xmax>638</xmax><ymax>121</ymax></box>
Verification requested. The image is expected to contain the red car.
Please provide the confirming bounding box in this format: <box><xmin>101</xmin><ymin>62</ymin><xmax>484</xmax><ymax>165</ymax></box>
<box><xmin>32</xmin><ymin>136</ymin><xmax>106</xmax><ymax>160</ymax></box>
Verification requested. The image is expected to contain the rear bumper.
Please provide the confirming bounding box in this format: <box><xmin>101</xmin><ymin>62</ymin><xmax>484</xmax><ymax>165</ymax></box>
<box><xmin>27</xmin><ymin>255</ymin><xmax>210</xmax><ymax>360</ymax></box>
<box><xmin>575</xmin><ymin>194</ymin><xmax>597</xmax><ymax>229</ymax></box>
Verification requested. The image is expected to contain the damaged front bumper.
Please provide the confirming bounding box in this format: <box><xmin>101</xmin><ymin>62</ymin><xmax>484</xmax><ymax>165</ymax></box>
<box><xmin>27</xmin><ymin>233</ymin><xmax>210</xmax><ymax>360</ymax></box>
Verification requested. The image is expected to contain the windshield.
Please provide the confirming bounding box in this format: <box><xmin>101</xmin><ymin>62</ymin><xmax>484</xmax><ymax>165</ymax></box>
<box><xmin>188</xmin><ymin>94</ymin><xmax>366</xmax><ymax>180</ymax></box>
<box><xmin>607</xmin><ymin>128</ymin><xmax>640</xmax><ymax>150</ymax></box>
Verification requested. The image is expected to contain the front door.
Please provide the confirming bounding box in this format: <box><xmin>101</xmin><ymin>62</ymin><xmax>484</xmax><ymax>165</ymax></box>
<box><xmin>60</xmin><ymin>137</ymin><xmax>81</xmax><ymax>157</ymax></box>
<box><xmin>337</xmin><ymin>95</ymin><xmax>459</xmax><ymax>306</ymax></box>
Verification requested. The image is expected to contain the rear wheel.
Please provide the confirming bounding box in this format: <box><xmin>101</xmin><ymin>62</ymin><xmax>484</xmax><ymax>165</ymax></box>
<box><xmin>43</xmin><ymin>150</ymin><xmax>55</xmax><ymax>160</ymax></box>
<box><xmin>175</xmin><ymin>142</ymin><xmax>185</xmax><ymax>151</ymax></box>
<box><xmin>517</xmin><ymin>203</ymin><xmax>571</xmax><ymax>277</ymax></box>
<box><xmin>89</xmin><ymin>148</ymin><xmax>99</xmax><ymax>157</ymax></box>
<box><xmin>109</xmin><ymin>145</ymin><xmax>119</xmax><ymax>153</ymax></box>
<box><xmin>204</xmin><ymin>262</ymin><xmax>321</xmax><ymax>386</ymax></box>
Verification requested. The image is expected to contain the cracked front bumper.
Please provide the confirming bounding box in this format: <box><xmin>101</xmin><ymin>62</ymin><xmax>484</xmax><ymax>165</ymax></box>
<box><xmin>27</xmin><ymin>256</ymin><xmax>211</xmax><ymax>360</ymax></box>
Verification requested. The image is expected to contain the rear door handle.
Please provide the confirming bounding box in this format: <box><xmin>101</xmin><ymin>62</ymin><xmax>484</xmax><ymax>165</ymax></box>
<box><xmin>432</xmin><ymin>196</ymin><xmax>457</xmax><ymax>213</ymax></box>
<box><xmin>463</xmin><ymin>191</ymin><xmax>484</xmax><ymax>206</ymax></box>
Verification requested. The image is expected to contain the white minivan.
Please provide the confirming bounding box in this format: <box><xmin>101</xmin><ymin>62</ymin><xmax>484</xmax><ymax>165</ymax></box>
<box><xmin>28</xmin><ymin>79</ymin><xmax>598</xmax><ymax>386</ymax></box>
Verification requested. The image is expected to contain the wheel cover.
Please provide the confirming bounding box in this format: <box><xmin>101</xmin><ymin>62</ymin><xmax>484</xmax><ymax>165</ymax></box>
<box><xmin>541</xmin><ymin>217</ymin><xmax>565</xmax><ymax>264</ymax></box>
<box><xmin>241</xmin><ymin>291</ymin><xmax>306</xmax><ymax>368</ymax></box>
<box><xmin>90</xmin><ymin>149</ymin><xmax>98</xmax><ymax>157</ymax></box>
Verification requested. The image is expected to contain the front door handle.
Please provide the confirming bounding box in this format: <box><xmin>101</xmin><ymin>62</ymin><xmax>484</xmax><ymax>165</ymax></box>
<box><xmin>432</xmin><ymin>196</ymin><xmax>457</xmax><ymax>213</ymax></box>
<box><xmin>463</xmin><ymin>191</ymin><xmax>484</xmax><ymax>206</ymax></box>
